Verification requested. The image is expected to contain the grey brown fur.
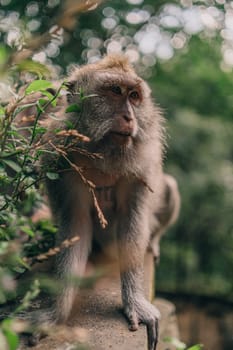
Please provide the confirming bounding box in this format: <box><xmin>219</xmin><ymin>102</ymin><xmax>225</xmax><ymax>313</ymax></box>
<box><xmin>34</xmin><ymin>55</ymin><xmax>179</xmax><ymax>349</ymax></box>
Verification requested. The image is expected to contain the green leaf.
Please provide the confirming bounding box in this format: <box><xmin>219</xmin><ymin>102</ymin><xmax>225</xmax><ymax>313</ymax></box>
<box><xmin>25</xmin><ymin>80</ymin><xmax>52</xmax><ymax>95</ymax></box>
<box><xmin>65</xmin><ymin>120</ymin><xmax>74</xmax><ymax>129</ymax></box>
<box><xmin>4</xmin><ymin>329</ymin><xmax>19</xmax><ymax>350</ymax></box>
<box><xmin>13</xmin><ymin>266</ymin><xmax>26</xmax><ymax>274</ymax></box>
<box><xmin>0</xmin><ymin>105</ymin><xmax>5</xmax><ymax>117</ymax></box>
<box><xmin>187</xmin><ymin>345</ymin><xmax>203</xmax><ymax>350</ymax></box>
<box><xmin>20</xmin><ymin>226</ymin><xmax>34</xmax><ymax>237</ymax></box>
<box><xmin>2</xmin><ymin>319</ymin><xmax>19</xmax><ymax>350</ymax></box>
<box><xmin>16</xmin><ymin>59</ymin><xmax>50</xmax><ymax>78</ymax></box>
<box><xmin>0</xmin><ymin>45</ymin><xmax>9</xmax><ymax>66</ymax></box>
<box><xmin>38</xmin><ymin>220</ymin><xmax>57</xmax><ymax>233</ymax></box>
<box><xmin>36</xmin><ymin>99</ymin><xmax>48</xmax><ymax>113</ymax></box>
<box><xmin>79</xmin><ymin>87</ymin><xmax>84</xmax><ymax>99</ymax></box>
<box><xmin>65</xmin><ymin>104</ymin><xmax>81</xmax><ymax>113</ymax></box>
<box><xmin>17</xmin><ymin>257</ymin><xmax>30</xmax><ymax>270</ymax></box>
<box><xmin>41</xmin><ymin>90</ymin><xmax>57</xmax><ymax>107</ymax></box>
<box><xmin>34</xmin><ymin>126</ymin><xmax>47</xmax><ymax>136</ymax></box>
<box><xmin>163</xmin><ymin>336</ymin><xmax>186</xmax><ymax>350</ymax></box>
<box><xmin>39</xmin><ymin>99</ymin><xmax>48</xmax><ymax>106</ymax></box>
<box><xmin>2</xmin><ymin>159</ymin><xmax>21</xmax><ymax>173</ymax></box>
<box><xmin>54</xmin><ymin>128</ymin><xmax>62</xmax><ymax>133</ymax></box>
<box><xmin>46</xmin><ymin>172</ymin><xmax>59</xmax><ymax>180</ymax></box>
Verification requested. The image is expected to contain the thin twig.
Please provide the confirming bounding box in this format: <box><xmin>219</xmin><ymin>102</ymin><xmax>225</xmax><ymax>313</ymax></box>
<box><xmin>22</xmin><ymin>236</ymin><xmax>80</xmax><ymax>266</ymax></box>
<box><xmin>91</xmin><ymin>188</ymin><xmax>108</xmax><ymax>229</ymax></box>
<box><xmin>48</xmin><ymin>141</ymin><xmax>108</xmax><ymax>228</ymax></box>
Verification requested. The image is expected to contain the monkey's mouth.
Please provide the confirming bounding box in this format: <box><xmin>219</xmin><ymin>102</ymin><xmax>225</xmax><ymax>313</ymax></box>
<box><xmin>109</xmin><ymin>131</ymin><xmax>133</xmax><ymax>145</ymax></box>
<box><xmin>111</xmin><ymin>131</ymin><xmax>132</xmax><ymax>137</ymax></box>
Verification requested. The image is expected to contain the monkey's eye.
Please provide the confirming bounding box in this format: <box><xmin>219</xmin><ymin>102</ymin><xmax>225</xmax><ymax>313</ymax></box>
<box><xmin>129</xmin><ymin>90</ymin><xmax>140</xmax><ymax>101</ymax></box>
<box><xmin>110</xmin><ymin>85</ymin><xmax>122</xmax><ymax>95</ymax></box>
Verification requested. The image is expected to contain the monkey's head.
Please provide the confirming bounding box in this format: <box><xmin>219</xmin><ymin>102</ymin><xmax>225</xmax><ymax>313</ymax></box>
<box><xmin>66</xmin><ymin>55</ymin><xmax>162</xmax><ymax>161</ymax></box>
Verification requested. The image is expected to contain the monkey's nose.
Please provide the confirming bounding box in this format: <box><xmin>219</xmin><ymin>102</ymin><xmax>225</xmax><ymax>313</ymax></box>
<box><xmin>122</xmin><ymin>114</ymin><xmax>133</xmax><ymax>123</ymax></box>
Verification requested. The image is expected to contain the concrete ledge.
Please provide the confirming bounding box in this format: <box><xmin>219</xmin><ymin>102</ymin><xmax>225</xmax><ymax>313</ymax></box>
<box><xmin>2</xmin><ymin>253</ymin><xmax>179</xmax><ymax>349</ymax></box>
<box><xmin>64</xmin><ymin>252</ymin><xmax>155</xmax><ymax>350</ymax></box>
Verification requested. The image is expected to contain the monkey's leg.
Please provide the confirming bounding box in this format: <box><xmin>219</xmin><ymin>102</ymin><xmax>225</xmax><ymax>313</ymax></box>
<box><xmin>117</xmin><ymin>205</ymin><xmax>160</xmax><ymax>350</ymax></box>
<box><xmin>28</xmin><ymin>210</ymin><xmax>92</xmax><ymax>346</ymax></box>
<box><xmin>43</xmin><ymin>176</ymin><xmax>94</xmax><ymax>321</ymax></box>
<box><xmin>54</xmin><ymin>207</ymin><xmax>93</xmax><ymax>321</ymax></box>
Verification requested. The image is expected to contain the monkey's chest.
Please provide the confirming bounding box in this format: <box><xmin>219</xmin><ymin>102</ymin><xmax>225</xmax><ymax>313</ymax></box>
<box><xmin>71</xmin><ymin>156</ymin><xmax>118</xmax><ymax>215</ymax></box>
<box><xmin>92</xmin><ymin>186</ymin><xmax>118</xmax><ymax>256</ymax></box>
<box><xmin>94</xmin><ymin>186</ymin><xmax>116</xmax><ymax>213</ymax></box>
<box><xmin>79</xmin><ymin>165</ymin><xmax>118</xmax><ymax>213</ymax></box>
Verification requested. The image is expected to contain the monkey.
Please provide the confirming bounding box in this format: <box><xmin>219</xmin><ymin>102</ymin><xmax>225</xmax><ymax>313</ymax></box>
<box><xmin>13</xmin><ymin>54</ymin><xmax>180</xmax><ymax>350</ymax></box>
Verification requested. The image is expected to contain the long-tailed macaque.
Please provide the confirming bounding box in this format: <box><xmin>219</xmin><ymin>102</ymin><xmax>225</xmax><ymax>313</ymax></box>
<box><xmin>29</xmin><ymin>55</ymin><xmax>180</xmax><ymax>350</ymax></box>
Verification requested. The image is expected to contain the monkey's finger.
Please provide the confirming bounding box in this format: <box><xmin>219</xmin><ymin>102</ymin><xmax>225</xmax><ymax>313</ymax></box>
<box><xmin>127</xmin><ymin>311</ymin><xmax>139</xmax><ymax>331</ymax></box>
<box><xmin>146</xmin><ymin>317</ymin><xmax>159</xmax><ymax>350</ymax></box>
<box><xmin>129</xmin><ymin>322</ymin><xmax>139</xmax><ymax>331</ymax></box>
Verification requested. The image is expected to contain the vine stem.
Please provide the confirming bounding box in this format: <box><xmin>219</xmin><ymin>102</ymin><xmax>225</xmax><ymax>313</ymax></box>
<box><xmin>11</xmin><ymin>84</ymin><xmax>64</xmax><ymax>201</ymax></box>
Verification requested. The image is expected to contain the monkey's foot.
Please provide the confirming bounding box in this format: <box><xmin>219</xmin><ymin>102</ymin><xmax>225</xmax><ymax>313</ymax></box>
<box><xmin>124</xmin><ymin>298</ymin><xmax>160</xmax><ymax>350</ymax></box>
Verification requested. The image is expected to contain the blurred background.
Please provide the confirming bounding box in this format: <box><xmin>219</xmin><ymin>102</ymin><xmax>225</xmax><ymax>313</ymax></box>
<box><xmin>0</xmin><ymin>0</ymin><xmax>233</xmax><ymax>349</ymax></box>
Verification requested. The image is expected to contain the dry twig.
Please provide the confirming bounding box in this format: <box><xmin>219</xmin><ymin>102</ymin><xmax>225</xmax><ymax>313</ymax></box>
<box><xmin>23</xmin><ymin>236</ymin><xmax>80</xmax><ymax>266</ymax></box>
<box><xmin>48</xmin><ymin>141</ymin><xmax>108</xmax><ymax>228</ymax></box>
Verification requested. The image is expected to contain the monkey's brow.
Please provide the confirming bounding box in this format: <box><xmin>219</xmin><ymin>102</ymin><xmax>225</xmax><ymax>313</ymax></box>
<box><xmin>96</xmin><ymin>71</ymin><xmax>141</xmax><ymax>89</ymax></box>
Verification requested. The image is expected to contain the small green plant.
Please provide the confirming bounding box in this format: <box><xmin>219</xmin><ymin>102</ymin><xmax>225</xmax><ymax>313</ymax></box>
<box><xmin>0</xmin><ymin>69</ymin><xmax>106</xmax><ymax>350</ymax></box>
<box><xmin>0</xmin><ymin>279</ymin><xmax>40</xmax><ymax>350</ymax></box>
<box><xmin>164</xmin><ymin>336</ymin><xmax>203</xmax><ymax>350</ymax></box>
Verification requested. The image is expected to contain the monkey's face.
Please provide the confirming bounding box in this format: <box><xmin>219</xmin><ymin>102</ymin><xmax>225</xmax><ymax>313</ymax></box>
<box><xmin>96</xmin><ymin>76</ymin><xmax>141</xmax><ymax>147</ymax></box>
<box><xmin>69</xmin><ymin>70</ymin><xmax>152</xmax><ymax>156</ymax></box>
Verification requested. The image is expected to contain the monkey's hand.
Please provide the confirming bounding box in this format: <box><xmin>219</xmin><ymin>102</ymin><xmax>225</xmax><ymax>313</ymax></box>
<box><xmin>124</xmin><ymin>296</ymin><xmax>160</xmax><ymax>350</ymax></box>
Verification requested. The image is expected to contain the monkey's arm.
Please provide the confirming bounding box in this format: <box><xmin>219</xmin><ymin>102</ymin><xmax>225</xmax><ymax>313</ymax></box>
<box><xmin>26</xmin><ymin>173</ymin><xmax>93</xmax><ymax>346</ymax></box>
<box><xmin>117</xmin><ymin>181</ymin><xmax>160</xmax><ymax>350</ymax></box>
<box><xmin>44</xmin><ymin>172</ymin><xmax>94</xmax><ymax>321</ymax></box>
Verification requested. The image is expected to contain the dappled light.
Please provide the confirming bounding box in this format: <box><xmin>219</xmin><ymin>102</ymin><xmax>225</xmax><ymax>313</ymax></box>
<box><xmin>1</xmin><ymin>0</ymin><xmax>233</xmax><ymax>76</ymax></box>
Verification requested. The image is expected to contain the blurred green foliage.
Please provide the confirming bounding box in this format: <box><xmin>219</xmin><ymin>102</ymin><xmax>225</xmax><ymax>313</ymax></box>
<box><xmin>158</xmin><ymin>109</ymin><xmax>233</xmax><ymax>299</ymax></box>
<box><xmin>164</xmin><ymin>336</ymin><xmax>203</xmax><ymax>350</ymax></box>
<box><xmin>151</xmin><ymin>37</ymin><xmax>233</xmax><ymax>121</ymax></box>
